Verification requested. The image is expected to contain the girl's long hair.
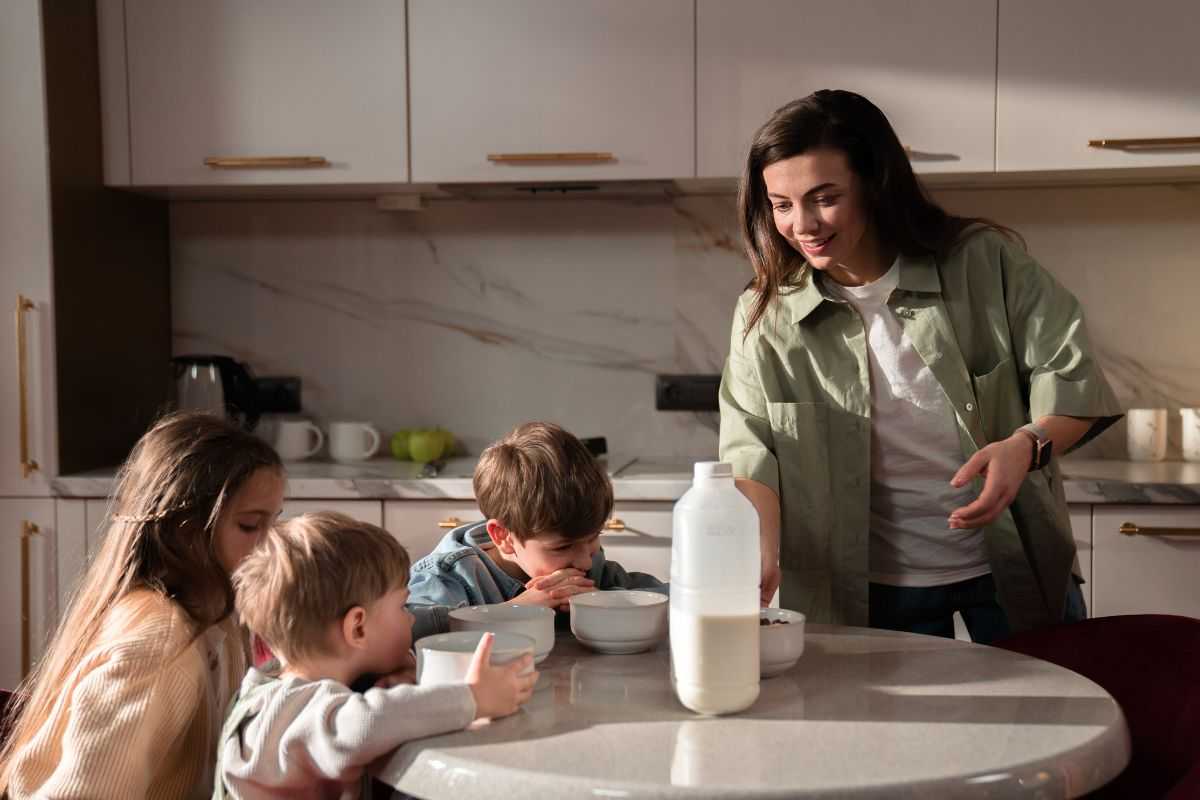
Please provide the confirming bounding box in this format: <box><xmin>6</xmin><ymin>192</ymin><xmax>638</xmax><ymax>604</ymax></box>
<box><xmin>737</xmin><ymin>89</ymin><xmax>1018</xmax><ymax>333</ymax></box>
<box><xmin>0</xmin><ymin>412</ymin><xmax>282</xmax><ymax>787</ymax></box>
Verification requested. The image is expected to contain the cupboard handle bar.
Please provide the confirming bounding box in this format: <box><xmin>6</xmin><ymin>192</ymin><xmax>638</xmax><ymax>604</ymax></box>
<box><xmin>603</xmin><ymin>518</ymin><xmax>626</xmax><ymax>532</ymax></box>
<box><xmin>437</xmin><ymin>516</ymin><xmax>464</xmax><ymax>529</ymax></box>
<box><xmin>15</xmin><ymin>295</ymin><xmax>38</xmax><ymax>478</ymax></box>
<box><xmin>1088</xmin><ymin>137</ymin><xmax>1200</xmax><ymax>152</ymax></box>
<box><xmin>487</xmin><ymin>152</ymin><xmax>615</xmax><ymax>164</ymax></box>
<box><xmin>1119</xmin><ymin>522</ymin><xmax>1200</xmax><ymax>537</ymax></box>
<box><xmin>21</xmin><ymin>520</ymin><xmax>39</xmax><ymax>678</ymax></box>
<box><xmin>203</xmin><ymin>156</ymin><xmax>330</xmax><ymax>169</ymax></box>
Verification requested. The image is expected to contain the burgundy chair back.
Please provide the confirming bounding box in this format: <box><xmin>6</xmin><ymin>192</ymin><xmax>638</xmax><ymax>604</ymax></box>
<box><xmin>995</xmin><ymin>614</ymin><xmax>1200</xmax><ymax>799</ymax></box>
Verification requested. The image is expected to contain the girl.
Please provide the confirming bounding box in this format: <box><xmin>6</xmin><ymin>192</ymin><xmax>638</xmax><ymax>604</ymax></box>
<box><xmin>720</xmin><ymin>90</ymin><xmax>1122</xmax><ymax>642</ymax></box>
<box><xmin>0</xmin><ymin>412</ymin><xmax>285</xmax><ymax>798</ymax></box>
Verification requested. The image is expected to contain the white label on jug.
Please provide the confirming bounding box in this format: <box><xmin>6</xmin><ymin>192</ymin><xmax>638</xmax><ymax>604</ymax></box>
<box><xmin>671</xmin><ymin>611</ymin><xmax>759</xmax><ymax>715</ymax></box>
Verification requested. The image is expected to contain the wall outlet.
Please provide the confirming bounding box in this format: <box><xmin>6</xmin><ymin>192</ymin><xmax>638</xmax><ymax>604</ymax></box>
<box><xmin>656</xmin><ymin>374</ymin><xmax>720</xmax><ymax>411</ymax></box>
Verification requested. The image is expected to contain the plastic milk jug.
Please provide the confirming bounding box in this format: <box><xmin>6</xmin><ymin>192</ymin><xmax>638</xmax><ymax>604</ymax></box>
<box><xmin>670</xmin><ymin>461</ymin><xmax>761</xmax><ymax>714</ymax></box>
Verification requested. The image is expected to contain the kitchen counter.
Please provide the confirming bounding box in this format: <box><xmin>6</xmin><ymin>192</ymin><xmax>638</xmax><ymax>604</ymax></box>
<box><xmin>51</xmin><ymin>457</ymin><xmax>1200</xmax><ymax>504</ymax></box>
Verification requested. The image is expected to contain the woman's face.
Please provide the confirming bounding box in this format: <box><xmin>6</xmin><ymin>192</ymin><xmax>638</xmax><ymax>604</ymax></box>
<box><xmin>214</xmin><ymin>466</ymin><xmax>285</xmax><ymax>575</ymax></box>
<box><xmin>763</xmin><ymin>148</ymin><xmax>885</xmax><ymax>284</ymax></box>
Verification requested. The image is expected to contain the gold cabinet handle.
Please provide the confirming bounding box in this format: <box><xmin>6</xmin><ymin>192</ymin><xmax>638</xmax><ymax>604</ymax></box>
<box><xmin>203</xmin><ymin>156</ymin><xmax>331</xmax><ymax>169</ymax></box>
<box><xmin>21</xmin><ymin>520</ymin><xmax>40</xmax><ymax>678</ymax></box>
<box><xmin>1119</xmin><ymin>522</ymin><xmax>1200</xmax><ymax>537</ymax></box>
<box><xmin>603</xmin><ymin>518</ymin><xmax>626</xmax><ymax>532</ymax></box>
<box><xmin>15</xmin><ymin>295</ymin><xmax>39</xmax><ymax>478</ymax></box>
<box><xmin>1088</xmin><ymin>137</ymin><xmax>1200</xmax><ymax>152</ymax></box>
<box><xmin>438</xmin><ymin>516</ymin><xmax>464</xmax><ymax>529</ymax></box>
<box><xmin>487</xmin><ymin>152</ymin><xmax>615</xmax><ymax>164</ymax></box>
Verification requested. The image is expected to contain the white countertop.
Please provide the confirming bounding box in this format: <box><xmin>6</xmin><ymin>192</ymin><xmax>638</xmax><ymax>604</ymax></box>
<box><xmin>52</xmin><ymin>457</ymin><xmax>1200</xmax><ymax>504</ymax></box>
<box><xmin>376</xmin><ymin>628</ymin><xmax>1130</xmax><ymax>799</ymax></box>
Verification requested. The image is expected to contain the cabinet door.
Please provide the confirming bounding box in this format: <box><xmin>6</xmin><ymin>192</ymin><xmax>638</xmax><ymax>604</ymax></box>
<box><xmin>598</xmin><ymin>502</ymin><xmax>673</xmax><ymax>584</ymax></box>
<box><xmin>1</xmin><ymin>499</ymin><xmax>56</xmax><ymax>689</ymax></box>
<box><xmin>0</xmin><ymin>0</ymin><xmax>55</xmax><ymax>496</ymax></box>
<box><xmin>56</xmin><ymin>499</ymin><xmax>88</xmax><ymax>615</ymax></box>
<box><xmin>697</xmin><ymin>0</ymin><xmax>997</xmax><ymax>178</ymax></box>
<box><xmin>1068</xmin><ymin>504</ymin><xmax>1093</xmax><ymax>612</ymax></box>
<box><xmin>1092</xmin><ymin>505</ymin><xmax>1200</xmax><ymax>617</ymax></box>
<box><xmin>121</xmin><ymin>0</ymin><xmax>407</xmax><ymax>186</ymax></box>
<box><xmin>383</xmin><ymin>501</ymin><xmax>482</xmax><ymax>563</ymax></box>
<box><xmin>409</xmin><ymin>0</ymin><xmax>693</xmax><ymax>182</ymax></box>
<box><xmin>998</xmin><ymin>0</ymin><xmax>1200</xmax><ymax>171</ymax></box>
<box><xmin>280</xmin><ymin>500</ymin><xmax>383</xmax><ymax>527</ymax></box>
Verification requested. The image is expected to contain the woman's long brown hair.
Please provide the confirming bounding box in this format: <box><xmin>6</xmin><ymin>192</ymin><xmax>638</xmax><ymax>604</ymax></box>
<box><xmin>0</xmin><ymin>412</ymin><xmax>282</xmax><ymax>788</ymax></box>
<box><xmin>737</xmin><ymin>89</ymin><xmax>1018</xmax><ymax>334</ymax></box>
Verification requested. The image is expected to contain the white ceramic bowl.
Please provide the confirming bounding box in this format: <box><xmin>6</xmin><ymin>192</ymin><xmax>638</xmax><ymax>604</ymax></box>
<box><xmin>570</xmin><ymin>590</ymin><xmax>669</xmax><ymax>654</ymax></box>
<box><xmin>415</xmin><ymin>630</ymin><xmax>535</xmax><ymax>686</ymax></box>
<box><xmin>449</xmin><ymin>604</ymin><xmax>556</xmax><ymax>663</ymax></box>
<box><xmin>760</xmin><ymin>608</ymin><xmax>806</xmax><ymax>677</ymax></box>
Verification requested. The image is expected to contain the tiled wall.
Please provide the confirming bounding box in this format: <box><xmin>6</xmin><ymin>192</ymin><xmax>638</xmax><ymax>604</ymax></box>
<box><xmin>172</xmin><ymin>182</ymin><xmax>1200</xmax><ymax>460</ymax></box>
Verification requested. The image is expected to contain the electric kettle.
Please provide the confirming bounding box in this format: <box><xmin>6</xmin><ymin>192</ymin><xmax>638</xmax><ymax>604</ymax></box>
<box><xmin>172</xmin><ymin>355</ymin><xmax>261</xmax><ymax>431</ymax></box>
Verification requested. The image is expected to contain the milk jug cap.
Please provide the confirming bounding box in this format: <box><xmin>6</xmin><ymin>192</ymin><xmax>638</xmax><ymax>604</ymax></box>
<box><xmin>693</xmin><ymin>461</ymin><xmax>733</xmax><ymax>480</ymax></box>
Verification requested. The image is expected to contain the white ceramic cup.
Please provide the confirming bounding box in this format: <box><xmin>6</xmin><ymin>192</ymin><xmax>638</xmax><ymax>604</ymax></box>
<box><xmin>1126</xmin><ymin>409</ymin><xmax>1168</xmax><ymax>462</ymax></box>
<box><xmin>328</xmin><ymin>421</ymin><xmax>381</xmax><ymax>462</ymax></box>
<box><xmin>415</xmin><ymin>631</ymin><xmax>535</xmax><ymax>687</ymax></box>
<box><xmin>273</xmin><ymin>419</ymin><xmax>324</xmax><ymax>461</ymax></box>
<box><xmin>1181</xmin><ymin>408</ymin><xmax>1200</xmax><ymax>462</ymax></box>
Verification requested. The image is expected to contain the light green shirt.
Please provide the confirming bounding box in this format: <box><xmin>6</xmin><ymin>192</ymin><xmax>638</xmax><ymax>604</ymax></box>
<box><xmin>719</xmin><ymin>229</ymin><xmax>1122</xmax><ymax>633</ymax></box>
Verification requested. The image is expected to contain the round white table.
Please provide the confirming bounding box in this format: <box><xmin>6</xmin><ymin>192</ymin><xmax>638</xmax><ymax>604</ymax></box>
<box><xmin>377</xmin><ymin>625</ymin><xmax>1130</xmax><ymax>799</ymax></box>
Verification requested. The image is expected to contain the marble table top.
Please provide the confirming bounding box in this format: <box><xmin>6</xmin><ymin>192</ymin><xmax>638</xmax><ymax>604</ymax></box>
<box><xmin>50</xmin><ymin>456</ymin><xmax>1200</xmax><ymax>503</ymax></box>
<box><xmin>376</xmin><ymin>627</ymin><xmax>1130</xmax><ymax>799</ymax></box>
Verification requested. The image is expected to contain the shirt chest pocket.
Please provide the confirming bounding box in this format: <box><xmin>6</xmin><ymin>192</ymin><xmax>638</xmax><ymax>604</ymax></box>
<box><xmin>970</xmin><ymin>356</ymin><xmax>1024</xmax><ymax>443</ymax></box>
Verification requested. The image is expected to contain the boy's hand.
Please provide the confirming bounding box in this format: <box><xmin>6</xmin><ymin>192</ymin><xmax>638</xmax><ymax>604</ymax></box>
<box><xmin>374</xmin><ymin>650</ymin><xmax>418</xmax><ymax>688</ymax></box>
<box><xmin>466</xmin><ymin>632</ymin><xmax>538</xmax><ymax>720</ymax></box>
<box><xmin>515</xmin><ymin>568</ymin><xmax>595</xmax><ymax>610</ymax></box>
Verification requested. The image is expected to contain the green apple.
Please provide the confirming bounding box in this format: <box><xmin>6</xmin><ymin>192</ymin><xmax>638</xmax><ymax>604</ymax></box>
<box><xmin>409</xmin><ymin>429</ymin><xmax>447</xmax><ymax>463</ymax></box>
<box><xmin>390</xmin><ymin>429</ymin><xmax>414</xmax><ymax>460</ymax></box>
<box><xmin>434</xmin><ymin>427</ymin><xmax>455</xmax><ymax>456</ymax></box>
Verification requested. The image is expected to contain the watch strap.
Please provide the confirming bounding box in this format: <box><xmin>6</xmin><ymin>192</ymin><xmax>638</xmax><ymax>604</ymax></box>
<box><xmin>1017</xmin><ymin>423</ymin><xmax>1052</xmax><ymax>471</ymax></box>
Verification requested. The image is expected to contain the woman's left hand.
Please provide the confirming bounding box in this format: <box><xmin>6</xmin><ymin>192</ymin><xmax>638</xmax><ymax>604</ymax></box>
<box><xmin>947</xmin><ymin>434</ymin><xmax>1033</xmax><ymax>529</ymax></box>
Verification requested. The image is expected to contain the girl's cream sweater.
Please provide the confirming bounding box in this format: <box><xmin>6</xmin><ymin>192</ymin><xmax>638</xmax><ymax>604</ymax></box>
<box><xmin>5</xmin><ymin>590</ymin><xmax>247</xmax><ymax>799</ymax></box>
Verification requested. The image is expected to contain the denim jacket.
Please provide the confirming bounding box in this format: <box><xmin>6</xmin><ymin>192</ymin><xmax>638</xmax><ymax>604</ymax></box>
<box><xmin>407</xmin><ymin>521</ymin><xmax>667</xmax><ymax>612</ymax></box>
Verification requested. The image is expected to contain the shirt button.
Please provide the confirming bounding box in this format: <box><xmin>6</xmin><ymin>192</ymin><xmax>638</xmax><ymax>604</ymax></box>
<box><xmin>965</xmin><ymin>402</ymin><xmax>975</xmax><ymax>412</ymax></box>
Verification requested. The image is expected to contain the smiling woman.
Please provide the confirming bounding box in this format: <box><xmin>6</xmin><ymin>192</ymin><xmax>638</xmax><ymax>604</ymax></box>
<box><xmin>720</xmin><ymin>89</ymin><xmax>1123</xmax><ymax>642</ymax></box>
<box><xmin>0</xmin><ymin>412</ymin><xmax>284</xmax><ymax>799</ymax></box>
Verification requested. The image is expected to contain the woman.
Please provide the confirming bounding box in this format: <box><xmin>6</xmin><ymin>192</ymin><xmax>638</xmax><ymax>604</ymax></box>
<box><xmin>719</xmin><ymin>90</ymin><xmax>1121</xmax><ymax>642</ymax></box>
<box><xmin>0</xmin><ymin>412</ymin><xmax>285</xmax><ymax>798</ymax></box>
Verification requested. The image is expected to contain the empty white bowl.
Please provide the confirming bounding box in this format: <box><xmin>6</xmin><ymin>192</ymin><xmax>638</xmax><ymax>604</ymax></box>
<box><xmin>570</xmin><ymin>590</ymin><xmax>669</xmax><ymax>654</ymax></box>
<box><xmin>760</xmin><ymin>608</ymin><xmax>805</xmax><ymax>677</ymax></box>
<box><xmin>449</xmin><ymin>603</ymin><xmax>555</xmax><ymax>663</ymax></box>
<box><xmin>415</xmin><ymin>630</ymin><xmax>535</xmax><ymax>686</ymax></box>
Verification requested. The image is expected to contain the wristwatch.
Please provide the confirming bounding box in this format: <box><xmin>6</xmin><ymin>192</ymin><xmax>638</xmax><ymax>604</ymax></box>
<box><xmin>1017</xmin><ymin>423</ymin><xmax>1052</xmax><ymax>472</ymax></box>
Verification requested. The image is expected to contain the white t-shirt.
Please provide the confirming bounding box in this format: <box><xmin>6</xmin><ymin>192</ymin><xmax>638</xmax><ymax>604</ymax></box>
<box><xmin>825</xmin><ymin>262</ymin><xmax>990</xmax><ymax>587</ymax></box>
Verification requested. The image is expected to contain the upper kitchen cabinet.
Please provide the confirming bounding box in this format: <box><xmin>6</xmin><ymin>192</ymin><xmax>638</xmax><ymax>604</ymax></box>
<box><xmin>103</xmin><ymin>0</ymin><xmax>408</xmax><ymax>186</ymax></box>
<box><xmin>408</xmin><ymin>0</ymin><xmax>694</xmax><ymax>183</ymax></box>
<box><xmin>697</xmin><ymin>0</ymin><xmax>998</xmax><ymax>178</ymax></box>
<box><xmin>997</xmin><ymin>0</ymin><xmax>1200</xmax><ymax>172</ymax></box>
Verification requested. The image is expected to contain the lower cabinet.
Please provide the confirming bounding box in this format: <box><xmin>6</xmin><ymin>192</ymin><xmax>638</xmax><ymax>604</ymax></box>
<box><xmin>1068</xmin><ymin>503</ymin><xmax>1093</xmax><ymax>612</ymax></box>
<box><xmin>383</xmin><ymin>500</ymin><xmax>483</xmax><ymax>564</ymax></box>
<box><xmin>2</xmin><ymin>499</ymin><xmax>57</xmax><ymax>689</ymax></box>
<box><xmin>598</xmin><ymin>502</ymin><xmax>673</xmax><ymax>583</ymax></box>
<box><xmin>1092</xmin><ymin>505</ymin><xmax>1200</xmax><ymax>618</ymax></box>
<box><xmin>280</xmin><ymin>499</ymin><xmax>382</xmax><ymax>526</ymax></box>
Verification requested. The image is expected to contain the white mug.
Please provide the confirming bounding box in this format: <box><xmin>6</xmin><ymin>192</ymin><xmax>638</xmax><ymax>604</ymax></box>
<box><xmin>1126</xmin><ymin>408</ymin><xmax>1168</xmax><ymax>462</ymax></box>
<box><xmin>273</xmin><ymin>419</ymin><xmax>324</xmax><ymax>462</ymax></box>
<box><xmin>1181</xmin><ymin>408</ymin><xmax>1200</xmax><ymax>462</ymax></box>
<box><xmin>328</xmin><ymin>421</ymin><xmax>381</xmax><ymax>462</ymax></box>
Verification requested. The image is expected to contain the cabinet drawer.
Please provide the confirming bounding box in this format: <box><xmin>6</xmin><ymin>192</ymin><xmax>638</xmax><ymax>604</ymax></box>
<box><xmin>1092</xmin><ymin>505</ymin><xmax>1200</xmax><ymax>617</ymax></box>
<box><xmin>598</xmin><ymin>502</ymin><xmax>673</xmax><ymax>583</ymax></box>
<box><xmin>383</xmin><ymin>501</ymin><xmax>482</xmax><ymax>563</ymax></box>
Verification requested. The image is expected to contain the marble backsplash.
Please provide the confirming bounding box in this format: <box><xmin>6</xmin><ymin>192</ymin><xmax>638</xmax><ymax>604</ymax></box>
<box><xmin>171</xmin><ymin>182</ymin><xmax>1200</xmax><ymax>461</ymax></box>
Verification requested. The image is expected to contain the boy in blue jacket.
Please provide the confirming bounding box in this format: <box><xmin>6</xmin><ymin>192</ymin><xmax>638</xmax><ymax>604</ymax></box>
<box><xmin>408</xmin><ymin>422</ymin><xmax>666</xmax><ymax>612</ymax></box>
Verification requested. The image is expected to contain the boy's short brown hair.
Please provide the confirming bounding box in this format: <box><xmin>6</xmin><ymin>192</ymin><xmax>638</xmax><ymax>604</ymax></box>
<box><xmin>233</xmin><ymin>511</ymin><xmax>411</xmax><ymax>664</ymax></box>
<box><xmin>473</xmin><ymin>422</ymin><xmax>613</xmax><ymax>543</ymax></box>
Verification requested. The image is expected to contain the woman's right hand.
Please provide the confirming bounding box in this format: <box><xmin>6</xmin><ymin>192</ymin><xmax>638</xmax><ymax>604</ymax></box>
<box><xmin>465</xmin><ymin>632</ymin><xmax>538</xmax><ymax>720</ymax></box>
